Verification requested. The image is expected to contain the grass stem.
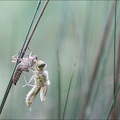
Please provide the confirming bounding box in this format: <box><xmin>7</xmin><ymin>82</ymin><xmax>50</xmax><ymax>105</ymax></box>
<box><xmin>79</xmin><ymin>1</ymin><xmax>115</xmax><ymax>118</ymax></box>
<box><xmin>0</xmin><ymin>0</ymin><xmax>49</xmax><ymax>114</ymax></box>
<box><xmin>62</xmin><ymin>64</ymin><xmax>76</xmax><ymax>120</ymax></box>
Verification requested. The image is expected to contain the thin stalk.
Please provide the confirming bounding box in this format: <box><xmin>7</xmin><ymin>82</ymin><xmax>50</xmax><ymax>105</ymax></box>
<box><xmin>109</xmin><ymin>0</ymin><xmax>117</xmax><ymax>119</ymax></box>
<box><xmin>22</xmin><ymin>0</ymin><xmax>49</xmax><ymax>55</ymax></box>
<box><xmin>62</xmin><ymin>64</ymin><xmax>76</xmax><ymax>120</ymax></box>
<box><xmin>0</xmin><ymin>0</ymin><xmax>49</xmax><ymax>114</ymax></box>
<box><xmin>114</xmin><ymin>0</ymin><xmax>117</xmax><ymax>93</ymax></box>
<box><xmin>20</xmin><ymin>0</ymin><xmax>41</xmax><ymax>57</ymax></box>
<box><xmin>56</xmin><ymin>2</ymin><xmax>68</xmax><ymax>119</ymax></box>
<box><xmin>79</xmin><ymin>1</ymin><xmax>115</xmax><ymax>119</ymax></box>
<box><xmin>114</xmin><ymin>29</ymin><xmax>120</xmax><ymax>118</ymax></box>
<box><xmin>89</xmin><ymin>28</ymin><xmax>114</xmax><ymax>118</ymax></box>
<box><xmin>57</xmin><ymin>50</ymin><xmax>61</xmax><ymax>119</ymax></box>
<box><xmin>90</xmin><ymin>1</ymin><xmax>118</xmax><ymax>117</ymax></box>
<box><xmin>0</xmin><ymin>0</ymin><xmax>41</xmax><ymax>114</ymax></box>
<box><xmin>106</xmin><ymin>81</ymin><xmax>120</xmax><ymax>119</ymax></box>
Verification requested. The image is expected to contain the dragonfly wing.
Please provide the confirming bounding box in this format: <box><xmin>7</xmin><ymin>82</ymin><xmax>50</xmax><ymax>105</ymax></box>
<box><xmin>40</xmin><ymin>85</ymin><xmax>48</xmax><ymax>101</ymax></box>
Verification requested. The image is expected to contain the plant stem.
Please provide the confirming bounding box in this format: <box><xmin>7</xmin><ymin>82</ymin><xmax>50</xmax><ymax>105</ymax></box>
<box><xmin>22</xmin><ymin>0</ymin><xmax>49</xmax><ymax>55</ymax></box>
<box><xmin>0</xmin><ymin>0</ymin><xmax>49</xmax><ymax>114</ymax></box>
<box><xmin>106</xmin><ymin>80</ymin><xmax>120</xmax><ymax>119</ymax></box>
<box><xmin>20</xmin><ymin>0</ymin><xmax>41</xmax><ymax>58</ymax></box>
<box><xmin>79</xmin><ymin>1</ymin><xmax>115</xmax><ymax>119</ymax></box>
<box><xmin>62</xmin><ymin>64</ymin><xmax>76</xmax><ymax>120</ymax></box>
<box><xmin>108</xmin><ymin>0</ymin><xmax>117</xmax><ymax>119</ymax></box>
<box><xmin>57</xmin><ymin>49</ymin><xmax>61</xmax><ymax>119</ymax></box>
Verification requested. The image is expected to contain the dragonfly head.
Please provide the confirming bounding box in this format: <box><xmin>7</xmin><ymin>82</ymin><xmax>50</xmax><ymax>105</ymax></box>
<box><xmin>36</xmin><ymin>60</ymin><xmax>47</xmax><ymax>71</ymax></box>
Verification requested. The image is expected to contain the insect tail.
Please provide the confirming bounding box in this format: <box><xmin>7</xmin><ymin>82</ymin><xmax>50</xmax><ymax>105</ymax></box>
<box><xmin>13</xmin><ymin>61</ymin><xmax>30</xmax><ymax>85</ymax></box>
<box><xmin>25</xmin><ymin>85</ymin><xmax>40</xmax><ymax>107</ymax></box>
<box><xmin>12</xmin><ymin>69</ymin><xmax>22</xmax><ymax>85</ymax></box>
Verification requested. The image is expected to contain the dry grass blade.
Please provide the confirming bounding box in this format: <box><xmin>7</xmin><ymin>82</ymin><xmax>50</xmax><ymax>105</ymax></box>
<box><xmin>106</xmin><ymin>78</ymin><xmax>120</xmax><ymax>119</ymax></box>
<box><xmin>108</xmin><ymin>0</ymin><xmax>117</xmax><ymax>119</ymax></box>
<box><xmin>79</xmin><ymin>1</ymin><xmax>116</xmax><ymax>119</ymax></box>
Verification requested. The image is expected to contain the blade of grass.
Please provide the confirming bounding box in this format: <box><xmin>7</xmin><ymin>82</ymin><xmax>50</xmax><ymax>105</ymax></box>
<box><xmin>89</xmin><ymin>9</ymin><xmax>120</xmax><ymax>116</ymax></box>
<box><xmin>69</xmin><ymin>2</ymin><xmax>93</xmax><ymax>118</ymax></box>
<box><xmin>89</xmin><ymin>30</ymin><xmax>114</xmax><ymax>118</ymax></box>
<box><xmin>106</xmin><ymin>78</ymin><xmax>120</xmax><ymax>119</ymax></box>
<box><xmin>56</xmin><ymin>1</ymin><xmax>68</xmax><ymax>119</ymax></box>
<box><xmin>62</xmin><ymin>64</ymin><xmax>76</xmax><ymax>120</ymax></box>
<box><xmin>108</xmin><ymin>0</ymin><xmax>117</xmax><ymax>119</ymax></box>
<box><xmin>57</xmin><ymin>50</ymin><xmax>61</xmax><ymax>119</ymax></box>
<box><xmin>114</xmin><ymin>29</ymin><xmax>120</xmax><ymax>118</ymax></box>
<box><xmin>79</xmin><ymin>1</ymin><xmax>115</xmax><ymax>118</ymax></box>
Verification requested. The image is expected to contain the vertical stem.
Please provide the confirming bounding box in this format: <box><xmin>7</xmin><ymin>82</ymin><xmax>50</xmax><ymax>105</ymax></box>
<box><xmin>79</xmin><ymin>1</ymin><xmax>115</xmax><ymax>119</ymax></box>
<box><xmin>62</xmin><ymin>64</ymin><xmax>75</xmax><ymax>120</ymax></box>
<box><xmin>57</xmin><ymin>50</ymin><xmax>61</xmax><ymax>119</ymax></box>
<box><xmin>108</xmin><ymin>0</ymin><xmax>117</xmax><ymax>119</ymax></box>
<box><xmin>107</xmin><ymin>81</ymin><xmax>120</xmax><ymax>119</ymax></box>
<box><xmin>56</xmin><ymin>2</ymin><xmax>68</xmax><ymax>119</ymax></box>
<box><xmin>115</xmin><ymin>29</ymin><xmax>120</xmax><ymax>119</ymax></box>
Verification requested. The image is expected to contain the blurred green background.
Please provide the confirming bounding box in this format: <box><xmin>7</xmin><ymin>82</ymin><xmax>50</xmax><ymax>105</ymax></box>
<box><xmin>0</xmin><ymin>1</ymin><xmax>120</xmax><ymax>119</ymax></box>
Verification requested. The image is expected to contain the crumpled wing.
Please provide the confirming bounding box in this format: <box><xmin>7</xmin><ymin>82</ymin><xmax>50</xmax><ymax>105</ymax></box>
<box><xmin>44</xmin><ymin>70</ymin><xmax>50</xmax><ymax>85</ymax></box>
<box><xmin>40</xmin><ymin>85</ymin><xmax>48</xmax><ymax>101</ymax></box>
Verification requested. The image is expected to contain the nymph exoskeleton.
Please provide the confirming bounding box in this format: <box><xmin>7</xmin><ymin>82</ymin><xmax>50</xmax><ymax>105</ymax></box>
<box><xmin>23</xmin><ymin>60</ymin><xmax>50</xmax><ymax>109</ymax></box>
<box><xmin>12</xmin><ymin>52</ymin><xmax>38</xmax><ymax>85</ymax></box>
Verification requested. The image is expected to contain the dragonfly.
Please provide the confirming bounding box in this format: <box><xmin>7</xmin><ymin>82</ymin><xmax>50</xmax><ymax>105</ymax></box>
<box><xmin>23</xmin><ymin>59</ymin><xmax>50</xmax><ymax>110</ymax></box>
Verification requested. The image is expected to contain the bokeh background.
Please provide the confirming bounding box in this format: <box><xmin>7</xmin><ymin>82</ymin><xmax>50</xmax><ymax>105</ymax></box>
<box><xmin>0</xmin><ymin>1</ymin><xmax>120</xmax><ymax>119</ymax></box>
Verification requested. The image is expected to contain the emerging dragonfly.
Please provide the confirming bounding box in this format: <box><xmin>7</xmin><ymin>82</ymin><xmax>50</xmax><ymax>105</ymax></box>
<box><xmin>12</xmin><ymin>52</ymin><xmax>38</xmax><ymax>85</ymax></box>
<box><xmin>23</xmin><ymin>59</ymin><xmax>50</xmax><ymax>110</ymax></box>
